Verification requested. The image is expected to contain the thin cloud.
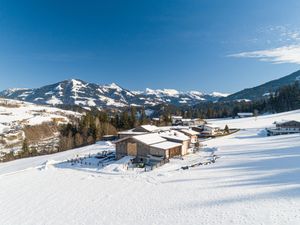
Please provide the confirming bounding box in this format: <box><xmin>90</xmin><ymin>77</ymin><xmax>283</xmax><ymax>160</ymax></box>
<box><xmin>229</xmin><ymin>45</ymin><xmax>300</xmax><ymax>64</ymax></box>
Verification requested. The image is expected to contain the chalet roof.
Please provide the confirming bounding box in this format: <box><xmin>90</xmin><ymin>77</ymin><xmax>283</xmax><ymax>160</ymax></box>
<box><xmin>150</xmin><ymin>141</ymin><xmax>182</xmax><ymax>150</ymax></box>
<box><xmin>180</xmin><ymin>129</ymin><xmax>199</xmax><ymax>136</ymax></box>
<box><xmin>160</xmin><ymin>130</ymin><xmax>190</xmax><ymax>141</ymax></box>
<box><xmin>117</xmin><ymin>129</ymin><xmax>148</xmax><ymax>135</ymax></box>
<box><xmin>181</xmin><ymin>118</ymin><xmax>192</xmax><ymax>122</ymax></box>
<box><xmin>201</xmin><ymin>130</ymin><xmax>213</xmax><ymax>134</ymax></box>
<box><xmin>133</xmin><ymin>133</ymin><xmax>166</xmax><ymax>145</ymax></box>
<box><xmin>114</xmin><ymin>136</ymin><xmax>131</xmax><ymax>143</ymax></box>
<box><xmin>204</xmin><ymin>124</ymin><xmax>220</xmax><ymax>129</ymax></box>
<box><xmin>237</xmin><ymin>112</ymin><xmax>254</xmax><ymax>116</ymax></box>
<box><xmin>171</xmin><ymin>116</ymin><xmax>183</xmax><ymax>119</ymax></box>
<box><xmin>275</xmin><ymin>120</ymin><xmax>300</xmax><ymax>125</ymax></box>
<box><xmin>140</xmin><ymin>125</ymin><xmax>160</xmax><ymax>132</ymax></box>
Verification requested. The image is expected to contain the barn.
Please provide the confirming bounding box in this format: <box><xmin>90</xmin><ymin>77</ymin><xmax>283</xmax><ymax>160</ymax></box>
<box><xmin>115</xmin><ymin>133</ymin><xmax>183</xmax><ymax>162</ymax></box>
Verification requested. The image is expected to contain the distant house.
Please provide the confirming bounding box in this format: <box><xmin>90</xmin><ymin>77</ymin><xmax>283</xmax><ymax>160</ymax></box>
<box><xmin>115</xmin><ymin>133</ymin><xmax>183</xmax><ymax>162</ymax></box>
<box><xmin>171</xmin><ymin>116</ymin><xmax>183</xmax><ymax>125</ymax></box>
<box><xmin>267</xmin><ymin>120</ymin><xmax>300</xmax><ymax>136</ymax></box>
<box><xmin>237</xmin><ymin>112</ymin><xmax>254</xmax><ymax>118</ymax></box>
<box><xmin>151</xmin><ymin>117</ymin><xmax>161</xmax><ymax>125</ymax></box>
<box><xmin>181</xmin><ymin>118</ymin><xmax>191</xmax><ymax>126</ymax></box>
<box><xmin>201</xmin><ymin>124</ymin><xmax>220</xmax><ymax>136</ymax></box>
<box><xmin>171</xmin><ymin>116</ymin><xmax>205</xmax><ymax>126</ymax></box>
<box><xmin>180</xmin><ymin>129</ymin><xmax>199</xmax><ymax>144</ymax></box>
<box><xmin>185</xmin><ymin>118</ymin><xmax>205</xmax><ymax>127</ymax></box>
<box><xmin>117</xmin><ymin>125</ymin><xmax>160</xmax><ymax>139</ymax></box>
<box><xmin>132</xmin><ymin>125</ymin><xmax>160</xmax><ymax>133</ymax></box>
<box><xmin>181</xmin><ymin>118</ymin><xmax>204</xmax><ymax>126</ymax></box>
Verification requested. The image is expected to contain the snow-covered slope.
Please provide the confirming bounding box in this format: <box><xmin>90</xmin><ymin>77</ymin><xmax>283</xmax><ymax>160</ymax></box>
<box><xmin>0</xmin><ymin>98</ymin><xmax>80</xmax><ymax>154</ymax></box>
<box><xmin>208</xmin><ymin>109</ymin><xmax>300</xmax><ymax>129</ymax></box>
<box><xmin>0</xmin><ymin>110</ymin><xmax>300</xmax><ymax>225</ymax></box>
<box><xmin>0</xmin><ymin>79</ymin><xmax>228</xmax><ymax>108</ymax></box>
<box><xmin>0</xmin><ymin>98</ymin><xmax>79</xmax><ymax>126</ymax></box>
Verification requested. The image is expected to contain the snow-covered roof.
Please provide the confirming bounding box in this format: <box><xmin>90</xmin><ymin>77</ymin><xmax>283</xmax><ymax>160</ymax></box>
<box><xmin>181</xmin><ymin>119</ymin><xmax>192</xmax><ymax>122</ymax></box>
<box><xmin>275</xmin><ymin>120</ymin><xmax>300</xmax><ymax>125</ymax></box>
<box><xmin>140</xmin><ymin>125</ymin><xmax>159</xmax><ymax>132</ymax></box>
<box><xmin>159</xmin><ymin>130</ymin><xmax>190</xmax><ymax>141</ymax></box>
<box><xmin>117</xmin><ymin>129</ymin><xmax>147</xmax><ymax>135</ymax></box>
<box><xmin>204</xmin><ymin>124</ymin><xmax>220</xmax><ymax>129</ymax></box>
<box><xmin>150</xmin><ymin>141</ymin><xmax>182</xmax><ymax>150</ymax></box>
<box><xmin>180</xmin><ymin>129</ymin><xmax>199</xmax><ymax>136</ymax></box>
<box><xmin>133</xmin><ymin>133</ymin><xmax>166</xmax><ymax>145</ymax></box>
<box><xmin>152</xmin><ymin>118</ymin><xmax>160</xmax><ymax>121</ymax></box>
<box><xmin>171</xmin><ymin>116</ymin><xmax>183</xmax><ymax>119</ymax></box>
<box><xmin>237</xmin><ymin>112</ymin><xmax>254</xmax><ymax>116</ymax></box>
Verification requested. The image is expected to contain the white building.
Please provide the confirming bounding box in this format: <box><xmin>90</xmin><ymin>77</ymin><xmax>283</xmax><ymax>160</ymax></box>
<box><xmin>201</xmin><ymin>124</ymin><xmax>220</xmax><ymax>136</ymax></box>
<box><xmin>171</xmin><ymin>116</ymin><xmax>204</xmax><ymax>126</ymax></box>
<box><xmin>237</xmin><ymin>112</ymin><xmax>254</xmax><ymax>118</ymax></box>
<box><xmin>171</xmin><ymin>116</ymin><xmax>183</xmax><ymax>125</ymax></box>
<box><xmin>267</xmin><ymin>120</ymin><xmax>300</xmax><ymax>136</ymax></box>
<box><xmin>180</xmin><ymin>129</ymin><xmax>199</xmax><ymax>144</ymax></box>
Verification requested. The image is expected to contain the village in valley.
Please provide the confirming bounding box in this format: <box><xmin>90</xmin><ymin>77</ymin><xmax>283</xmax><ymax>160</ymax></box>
<box><xmin>1</xmin><ymin>96</ymin><xmax>299</xmax><ymax>174</ymax></box>
<box><xmin>56</xmin><ymin>112</ymin><xmax>300</xmax><ymax>173</ymax></box>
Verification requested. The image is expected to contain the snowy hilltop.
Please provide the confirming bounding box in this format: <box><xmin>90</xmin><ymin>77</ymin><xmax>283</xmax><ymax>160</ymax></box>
<box><xmin>0</xmin><ymin>98</ymin><xmax>81</xmax><ymax>156</ymax></box>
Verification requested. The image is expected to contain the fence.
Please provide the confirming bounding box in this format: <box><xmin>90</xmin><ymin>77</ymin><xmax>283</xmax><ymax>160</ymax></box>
<box><xmin>126</xmin><ymin>158</ymin><xmax>170</xmax><ymax>172</ymax></box>
<box><xmin>148</xmin><ymin>158</ymin><xmax>169</xmax><ymax>171</ymax></box>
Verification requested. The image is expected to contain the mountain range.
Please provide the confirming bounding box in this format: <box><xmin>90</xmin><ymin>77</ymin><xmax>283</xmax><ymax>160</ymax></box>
<box><xmin>1</xmin><ymin>70</ymin><xmax>299</xmax><ymax>108</ymax></box>
<box><xmin>0</xmin><ymin>79</ymin><xmax>228</xmax><ymax>109</ymax></box>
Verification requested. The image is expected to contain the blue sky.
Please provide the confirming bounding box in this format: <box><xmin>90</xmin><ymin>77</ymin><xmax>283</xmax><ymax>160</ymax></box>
<box><xmin>0</xmin><ymin>0</ymin><xmax>300</xmax><ymax>93</ymax></box>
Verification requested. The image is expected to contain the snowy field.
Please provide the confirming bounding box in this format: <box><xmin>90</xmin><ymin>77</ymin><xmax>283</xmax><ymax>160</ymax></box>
<box><xmin>208</xmin><ymin>109</ymin><xmax>300</xmax><ymax>129</ymax></box>
<box><xmin>0</xmin><ymin>110</ymin><xmax>300</xmax><ymax>225</ymax></box>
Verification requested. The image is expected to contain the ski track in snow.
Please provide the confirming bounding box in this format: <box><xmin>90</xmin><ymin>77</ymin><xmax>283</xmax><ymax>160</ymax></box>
<box><xmin>0</xmin><ymin>110</ymin><xmax>300</xmax><ymax>225</ymax></box>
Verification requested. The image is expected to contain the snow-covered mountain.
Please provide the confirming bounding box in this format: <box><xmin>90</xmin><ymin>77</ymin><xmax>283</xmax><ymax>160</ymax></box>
<box><xmin>0</xmin><ymin>79</ymin><xmax>228</xmax><ymax>108</ymax></box>
<box><xmin>137</xmin><ymin>88</ymin><xmax>228</xmax><ymax>106</ymax></box>
<box><xmin>221</xmin><ymin>70</ymin><xmax>300</xmax><ymax>102</ymax></box>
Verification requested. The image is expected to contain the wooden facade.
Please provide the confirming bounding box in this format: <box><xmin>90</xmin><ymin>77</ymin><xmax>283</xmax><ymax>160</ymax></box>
<box><xmin>115</xmin><ymin>137</ymin><xmax>183</xmax><ymax>162</ymax></box>
<box><xmin>162</xmin><ymin>137</ymin><xmax>189</xmax><ymax>156</ymax></box>
<box><xmin>115</xmin><ymin>137</ymin><xmax>151</xmax><ymax>160</ymax></box>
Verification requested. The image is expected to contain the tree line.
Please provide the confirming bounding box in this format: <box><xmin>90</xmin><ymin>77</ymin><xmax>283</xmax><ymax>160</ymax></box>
<box><xmin>59</xmin><ymin>110</ymin><xmax>117</xmax><ymax>151</ymax></box>
<box><xmin>149</xmin><ymin>81</ymin><xmax>300</xmax><ymax>119</ymax></box>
